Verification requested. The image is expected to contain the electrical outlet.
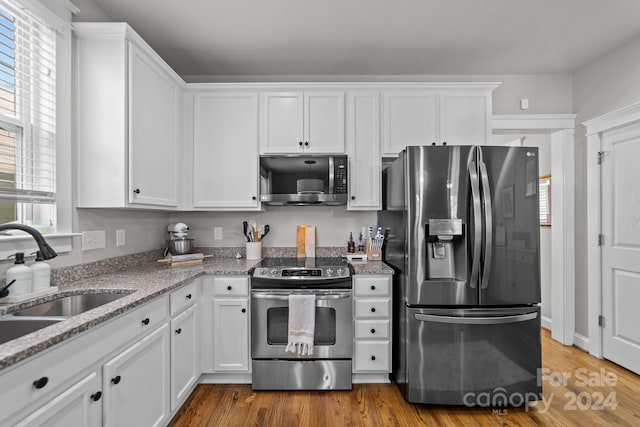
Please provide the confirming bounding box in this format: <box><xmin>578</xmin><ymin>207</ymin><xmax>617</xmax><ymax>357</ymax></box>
<box><xmin>82</xmin><ymin>230</ymin><xmax>106</xmax><ymax>251</ymax></box>
<box><xmin>214</xmin><ymin>227</ymin><xmax>223</xmax><ymax>240</ymax></box>
<box><xmin>116</xmin><ymin>229</ymin><xmax>126</xmax><ymax>246</ymax></box>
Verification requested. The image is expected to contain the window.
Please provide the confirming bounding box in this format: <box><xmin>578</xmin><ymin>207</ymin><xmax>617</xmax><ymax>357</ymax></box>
<box><xmin>0</xmin><ymin>0</ymin><xmax>56</xmax><ymax>232</ymax></box>
<box><xmin>539</xmin><ymin>175</ymin><xmax>551</xmax><ymax>226</ymax></box>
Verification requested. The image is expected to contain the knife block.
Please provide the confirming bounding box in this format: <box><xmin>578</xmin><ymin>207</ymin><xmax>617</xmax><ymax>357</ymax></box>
<box><xmin>365</xmin><ymin>239</ymin><xmax>382</xmax><ymax>261</ymax></box>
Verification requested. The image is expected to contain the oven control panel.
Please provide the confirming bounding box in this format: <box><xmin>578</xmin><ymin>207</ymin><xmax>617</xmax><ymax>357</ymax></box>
<box><xmin>255</xmin><ymin>267</ymin><xmax>350</xmax><ymax>280</ymax></box>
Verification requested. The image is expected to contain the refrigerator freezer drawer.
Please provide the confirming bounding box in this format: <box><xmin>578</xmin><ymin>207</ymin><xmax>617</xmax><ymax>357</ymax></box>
<box><xmin>402</xmin><ymin>306</ymin><xmax>542</xmax><ymax>405</ymax></box>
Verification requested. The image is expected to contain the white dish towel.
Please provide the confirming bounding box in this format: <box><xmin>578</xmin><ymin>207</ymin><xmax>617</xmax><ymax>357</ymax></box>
<box><xmin>285</xmin><ymin>294</ymin><xmax>316</xmax><ymax>356</ymax></box>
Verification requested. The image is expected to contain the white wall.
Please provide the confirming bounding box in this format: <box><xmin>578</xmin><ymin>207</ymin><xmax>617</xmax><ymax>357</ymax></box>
<box><xmin>572</xmin><ymin>34</ymin><xmax>640</xmax><ymax>337</ymax></box>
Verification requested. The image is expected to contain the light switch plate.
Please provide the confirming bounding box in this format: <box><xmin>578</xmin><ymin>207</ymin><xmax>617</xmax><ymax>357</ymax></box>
<box><xmin>116</xmin><ymin>229</ymin><xmax>126</xmax><ymax>246</ymax></box>
<box><xmin>214</xmin><ymin>227</ymin><xmax>223</xmax><ymax>240</ymax></box>
<box><xmin>82</xmin><ymin>230</ymin><xmax>106</xmax><ymax>251</ymax></box>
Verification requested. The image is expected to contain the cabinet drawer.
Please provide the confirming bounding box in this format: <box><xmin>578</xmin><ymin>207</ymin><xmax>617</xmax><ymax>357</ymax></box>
<box><xmin>354</xmin><ymin>276</ymin><xmax>390</xmax><ymax>297</ymax></box>
<box><xmin>354</xmin><ymin>320</ymin><xmax>390</xmax><ymax>340</ymax></box>
<box><xmin>354</xmin><ymin>299</ymin><xmax>390</xmax><ymax>319</ymax></box>
<box><xmin>354</xmin><ymin>341</ymin><xmax>390</xmax><ymax>372</ymax></box>
<box><xmin>170</xmin><ymin>281</ymin><xmax>198</xmax><ymax>316</ymax></box>
<box><xmin>212</xmin><ymin>277</ymin><xmax>248</xmax><ymax>297</ymax></box>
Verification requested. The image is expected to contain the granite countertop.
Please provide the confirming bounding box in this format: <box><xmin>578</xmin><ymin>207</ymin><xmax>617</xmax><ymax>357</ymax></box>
<box><xmin>0</xmin><ymin>257</ymin><xmax>393</xmax><ymax>372</ymax></box>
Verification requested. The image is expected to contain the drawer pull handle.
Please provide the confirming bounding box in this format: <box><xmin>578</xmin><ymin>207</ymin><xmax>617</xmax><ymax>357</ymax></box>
<box><xmin>175</xmin><ymin>328</ymin><xmax>182</xmax><ymax>334</ymax></box>
<box><xmin>227</xmin><ymin>286</ymin><xmax>232</xmax><ymax>291</ymax></box>
<box><xmin>186</xmin><ymin>294</ymin><xmax>192</xmax><ymax>300</ymax></box>
<box><xmin>370</xmin><ymin>285</ymin><xmax>376</xmax><ymax>290</ymax></box>
<box><xmin>370</xmin><ymin>328</ymin><xmax>376</xmax><ymax>334</ymax></box>
<box><xmin>91</xmin><ymin>391</ymin><xmax>102</xmax><ymax>402</ymax></box>
<box><xmin>111</xmin><ymin>376</ymin><xmax>121</xmax><ymax>385</ymax></box>
<box><xmin>370</xmin><ymin>355</ymin><xmax>376</xmax><ymax>361</ymax></box>
<box><xmin>32</xmin><ymin>376</ymin><xmax>48</xmax><ymax>389</ymax></box>
<box><xmin>370</xmin><ymin>307</ymin><xmax>376</xmax><ymax>313</ymax></box>
<box><xmin>241</xmin><ymin>308</ymin><xmax>246</xmax><ymax>313</ymax></box>
<box><xmin>141</xmin><ymin>318</ymin><xmax>150</xmax><ymax>325</ymax></box>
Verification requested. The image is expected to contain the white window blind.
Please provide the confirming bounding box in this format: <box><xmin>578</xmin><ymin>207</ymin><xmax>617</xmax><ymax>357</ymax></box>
<box><xmin>539</xmin><ymin>176</ymin><xmax>551</xmax><ymax>226</ymax></box>
<box><xmin>0</xmin><ymin>0</ymin><xmax>55</xmax><ymax>207</ymax></box>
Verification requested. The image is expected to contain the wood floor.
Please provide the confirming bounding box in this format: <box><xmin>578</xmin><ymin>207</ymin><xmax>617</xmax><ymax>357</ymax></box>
<box><xmin>169</xmin><ymin>329</ymin><xmax>640</xmax><ymax>426</ymax></box>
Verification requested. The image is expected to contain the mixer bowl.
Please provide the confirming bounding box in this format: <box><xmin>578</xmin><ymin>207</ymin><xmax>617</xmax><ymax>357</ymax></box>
<box><xmin>167</xmin><ymin>238</ymin><xmax>194</xmax><ymax>255</ymax></box>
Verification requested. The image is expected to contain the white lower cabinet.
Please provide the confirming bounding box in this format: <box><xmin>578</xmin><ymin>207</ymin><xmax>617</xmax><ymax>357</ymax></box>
<box><xmin>170</xmin><ymin>304</ymin><xmax>199</xmax><ymax>410</ymax></box>
<box><xmin>14</xmin><ymin>372</ymin><xmax>101</xmax><ymax>427</ymax></box>
<box><xmin>103</xmin><ymin>323</ymin><xmax>171</xmax><ymax>427</ymax></box>
<box><xmin>353</xmin><ymin>275</ymin><xmax>392</xmax><ymax>374</ymax></box>
<box><xmin>201</xmin><ymin>276</ymin><xmax>251</xmax><ymax>376</ymax></box>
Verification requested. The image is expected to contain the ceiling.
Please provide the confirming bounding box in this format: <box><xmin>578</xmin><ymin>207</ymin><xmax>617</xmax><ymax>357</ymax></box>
<box><xmin>77</xmin><ymin>0</ymin><xmax>640</xmax><ymax>79</ymax></box>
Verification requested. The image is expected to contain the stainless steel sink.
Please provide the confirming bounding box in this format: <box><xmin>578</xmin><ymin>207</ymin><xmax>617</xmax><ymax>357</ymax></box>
<box><xmin>0</xmin><ymin>318</ymin><xmax>62</xmax><ymax>345</ymax></box>
<box><xmin>9</xmin><ymin>293</ymin><xmax>131</xmax><ymax>318</ymax></box>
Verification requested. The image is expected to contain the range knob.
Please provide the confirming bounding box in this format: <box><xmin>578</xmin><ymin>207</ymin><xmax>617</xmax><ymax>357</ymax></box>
<box><xmin>326</xmin><ymin>268</ymin><xmax>334</xmax><ymax>276</ymax></box>
<box><xmin>270</xmin><ymin>269</ymin><xmax>278</xmax><ymax>276</ymax></box>
<box><xmin>337</xmin><ymin>268</ymin><xmax>344</xmax><ymax>275</ymax></box>
<box><xmin>260</xmin><ymin>269</ymin><xmax>268</xmax><ymax>275</ymax></box>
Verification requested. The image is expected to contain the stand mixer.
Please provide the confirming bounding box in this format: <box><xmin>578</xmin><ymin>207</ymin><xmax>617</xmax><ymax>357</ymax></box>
<box><xmin>166</xmin><ymin>222</ymin><xmax>194</xmax><ymax>255</ymax></box>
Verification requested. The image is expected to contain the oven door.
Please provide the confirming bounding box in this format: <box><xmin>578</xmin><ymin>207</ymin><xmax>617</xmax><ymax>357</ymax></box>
<box><xmin>251</xmin><ymin>289</ymin><xmax>352</xmax><ymax>359</ymax></box>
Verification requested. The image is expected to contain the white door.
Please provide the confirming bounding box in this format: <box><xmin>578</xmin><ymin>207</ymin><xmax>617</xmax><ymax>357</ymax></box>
<box><xmin>381</xmin><ymin>91</ymin><xmax>436</xmax><ymax>156</ymax></box>
<box><xmin>213</xmin><ymin>298</ymin><xmax>249</xmax><ymax>371</ymax></box>
<box><xmin>259</xmin><ymin>92</ymin><xmax>304</xmax><ymax>153</ymax></box>
<box><xmin>304</xmin><ymin>92</ymin><xmax>345</xmax><ymax>153</ymax></box>
<box><xmin>128</xmin><ymin>42</ymin><xmax>180</xmax><ymax>207</ymax></box>
<box><xmin>15</xmin><ymin>373</ymin><xmax>101</xmax><ymax>427</ymax></box>
<box><xmin>601</xmin><ymin>121</ymin><xmax>640</xmax><ymax>374</ymax></box>
<box><xmin>170</xmin><ymin>305</ymin><xmax>199</xmax><ymax>410</ymax></box>
<box><xmin>103</xmin><ymin>323</ymin><xmax>170</xmax><ymax>427</ymax></box>
<box><xmin>193</xmin><ymin>92</ymin><xmax>259</xmax><ymax>208</ymax></box>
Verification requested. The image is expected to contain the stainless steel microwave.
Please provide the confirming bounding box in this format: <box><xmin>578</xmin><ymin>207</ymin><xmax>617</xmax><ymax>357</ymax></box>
<box><xmin>259</xmin><ymin>155</ymin><xmax>348</xmax><ymax>206</ymax></box>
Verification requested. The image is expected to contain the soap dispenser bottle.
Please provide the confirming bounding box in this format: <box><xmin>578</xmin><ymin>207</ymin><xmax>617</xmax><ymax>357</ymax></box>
<box><xmin>6</xmin><ymin>252</ymin><xmax>32</xmax><ymax>297</ymax></box>
<box><xmin>31</xmin><ymin>251</ymin><xmax>51</xmax><ymax>292</ymax></box>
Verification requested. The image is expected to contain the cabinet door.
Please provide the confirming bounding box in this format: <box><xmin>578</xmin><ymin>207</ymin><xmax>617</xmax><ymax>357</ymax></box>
<box><xmin>193</xmin><ymin>92</ymin><xmax>259</xmax><ymax>208</ymax></box>
<box><xmin>438</xmin><ymin>90</ymin><xmax>491</xmax><ymax>146</ymax></box>
<box><xmin>304</xmin><ymin>92</ymin><xmax>345</xmax><ymax>153</ymax></box>
<box><xmin>213</xmin><ymin>298</ymin><xmax>249</xmax><ymax>371</ymax></box>
<box><xmin>347</xmin><ymin>92</ymin><xmax>380</xmax><ymax>210</ymax></box>
<box><xmin>260</xmin><ymin>92</ymin><xmax>304</xmax><ymax>153</ymax></box>
<box><xmin>382</xmin><ymin>91</ymin><xmax>436</xmax><ymax>156</ymax></box>
<box><xmin>103</xmin><ymin>323</ymin><xmax>170</xmax><ymax>427</ymax></box>
<box><xmin>128</xmin><ymin>42</ymin><xmax>180</xmax><ymax>207</ymax></box>
<box><xmin>15</xmin><ymin>372</ymin><xmax>101</xmax><ymax>427</ymax></box>
<box><xmin>170</xmin><ymin>305</ymin><xmax>199</xmax><ymax>410</ymax></box>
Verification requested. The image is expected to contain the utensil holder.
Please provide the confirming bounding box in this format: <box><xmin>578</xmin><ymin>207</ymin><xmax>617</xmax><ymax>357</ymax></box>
<box><xmin>246</xmin><ymin>241</ymin><xmax>262</xmax><ymax>260</ymax></box>
<box><xmin>365</xmin><ymin>239</ymin><xmax>382</xmax><ymax>261</ymax></box>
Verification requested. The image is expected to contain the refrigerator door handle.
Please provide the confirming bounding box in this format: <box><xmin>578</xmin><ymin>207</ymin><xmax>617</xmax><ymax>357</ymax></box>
<box><xmin>478</xmin><ymin>159</ymin><xmax>493</xmax><ymax>290</ymax></box>
<box><xmin>414</xmin><ymin>312</ymin><xmax>538</xmax><ymax>325</ymax></box>
<box><xmin>468</xmin><ymin>160</ymin><xmax>482</xmax><ymax>289</ymax></box>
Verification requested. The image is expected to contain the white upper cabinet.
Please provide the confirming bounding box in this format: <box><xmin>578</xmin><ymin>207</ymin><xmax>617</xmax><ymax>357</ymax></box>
<box><xmin>260</xmin><ymin>91</ymin><xmax>345</xmax><ymax>154</ymax></box>
<box><xmin>381</xmin><ymin>85</ymin><xmax>496</xmax><ymax>156</ymax></box>
<box><xmin>192</xmin><ymin>92</ymin><xmax>259</xmax><ymax>209</ymax></box>
<box><xmin>382</xmin><ymin>91</ymin><xmax>437</xmax><ymax>156</ymax></box>
<box><xmin>347</xmin><ymin>92</ymin><xmax>381</xmax><ymax>210</ymax></box>
<box><xmin>75</xmin><ymin>23</ymin><xmax>182</xmax><ymax>209</ymax></box>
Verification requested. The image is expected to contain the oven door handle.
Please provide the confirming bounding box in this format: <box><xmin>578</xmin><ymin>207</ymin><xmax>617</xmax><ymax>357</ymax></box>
<box><xmin>251</xmin><ymin>292</ymin><xmax>351</xmax><ymax>301</ymax></box>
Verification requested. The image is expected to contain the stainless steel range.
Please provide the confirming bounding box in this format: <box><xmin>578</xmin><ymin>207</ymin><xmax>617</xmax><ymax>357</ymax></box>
<box><xmin>250</xmin><ymin>257</ymin><xmax>353</xmax><ymax>390</ymax></box>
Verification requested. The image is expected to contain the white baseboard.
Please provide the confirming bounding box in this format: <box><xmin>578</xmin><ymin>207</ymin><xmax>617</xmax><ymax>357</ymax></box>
<box><xmin>573</xmin><ymin>333</ymin><xmax>589</xmax><ymax>351</ymax></box>
<box><xmin>541</xmin><ymin>315</ymin><xmax>552</xmax><ymax>331</ymax></box>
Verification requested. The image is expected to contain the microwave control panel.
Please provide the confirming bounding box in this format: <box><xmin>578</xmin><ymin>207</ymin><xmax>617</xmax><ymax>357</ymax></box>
<box><xmin>334</xmin><ymin>157</ymin><xmax>348</xmax><ymax>194</ymax></box>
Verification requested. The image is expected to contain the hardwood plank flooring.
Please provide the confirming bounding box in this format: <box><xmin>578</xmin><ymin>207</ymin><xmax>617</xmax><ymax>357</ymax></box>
<box><xmin>169</xmin><ymin>329</ymin><xmax>640</xmax><ymax>426</ymax></box>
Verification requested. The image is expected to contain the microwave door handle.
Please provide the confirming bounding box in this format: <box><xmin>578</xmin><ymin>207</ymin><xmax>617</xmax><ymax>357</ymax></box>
<box><xmin>328</xmin><ymin>156</ymin><xmax>334</xmax><ymax>192</ymax></box>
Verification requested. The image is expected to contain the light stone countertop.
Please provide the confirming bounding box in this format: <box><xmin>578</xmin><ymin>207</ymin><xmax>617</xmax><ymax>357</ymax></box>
<box><xmin>0</xmin><ymin>257</ymin><xmax>392</xmax><ymax>371</ymax></box>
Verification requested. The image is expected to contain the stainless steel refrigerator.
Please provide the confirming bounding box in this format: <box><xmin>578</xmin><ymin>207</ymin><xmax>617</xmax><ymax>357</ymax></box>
<box><xmin>380</xmin><ymin>145</ymin><xmax>542</xmax><ymax>406</ymax></box>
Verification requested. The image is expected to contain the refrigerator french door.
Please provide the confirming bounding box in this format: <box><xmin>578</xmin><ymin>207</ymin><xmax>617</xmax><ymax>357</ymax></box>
<box><xmin>381</xmin><ymin>145</ymin><xmax>542</xmax><ymax>405</ymax></box>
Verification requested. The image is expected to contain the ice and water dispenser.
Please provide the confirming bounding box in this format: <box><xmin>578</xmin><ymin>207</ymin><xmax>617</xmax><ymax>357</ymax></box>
<box><xmin>426</xmin><ymin>219</ymin><xmax>464</xmax><ymax>279</ymax></box>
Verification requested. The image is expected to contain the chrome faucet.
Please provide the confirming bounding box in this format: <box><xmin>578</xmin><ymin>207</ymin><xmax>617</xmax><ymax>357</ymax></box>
<box><xmin>0</xmin><ymin>224</ymin><xmax>57</xmax><ymax>260</ymax></box>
